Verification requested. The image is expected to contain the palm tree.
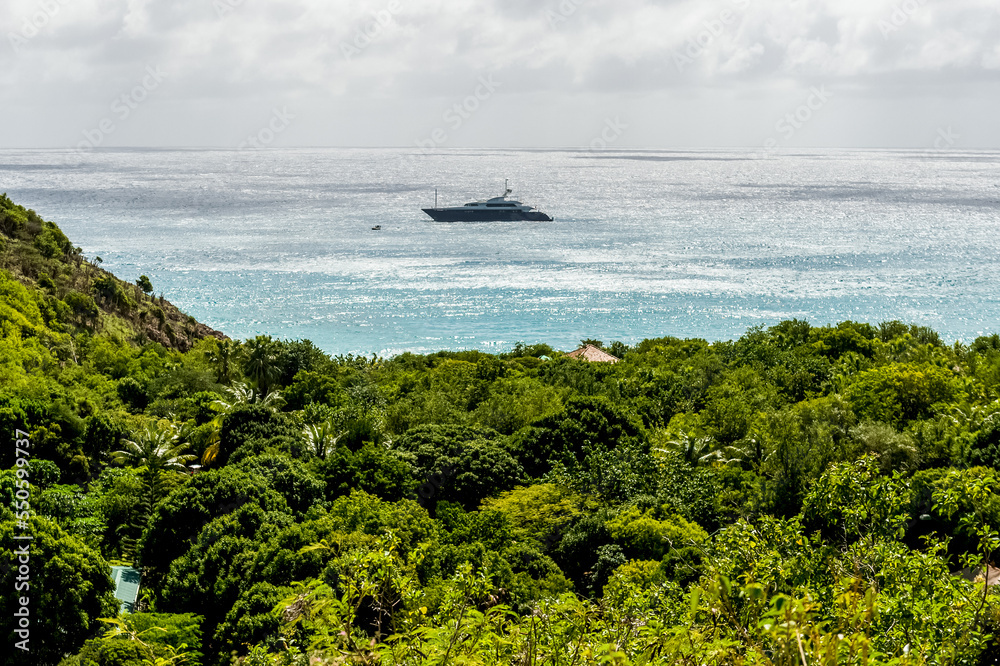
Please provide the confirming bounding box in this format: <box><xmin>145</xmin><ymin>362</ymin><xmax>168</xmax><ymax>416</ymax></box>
<box><xmin>113</xmin><ymin>422</ymin><xmax>198</xmax><ymax>558</ymax></box>
<box><xmin>114</xmin><ymin>423</ymin><xmax>198</xmax><ymax>500</ymax></box>
<box><xmin>725</xmin><ymin>436</ymin><xmax>769</xmax><ymax>470</ymax></box>
<box><xmin>241</xmin><ymin>336</ymin><xmax>280</xmax><ymax>396</ymax></box>
<box><xmin>656</xmin><ymin>432</ymin><xmax>729</xmax><ymax>467</ymax></box>
<box><xmin>200</xmin><ymin>383</ymin><xmax>285</xmax><ymax>467</ymax></box>
<box><xmin>304</xmin><ymin>419</ymin><xmax>342</xmax><ymax>458</ymax></box>
<box><xmin>944</xmin><ymin>400</ymin><xmax>1000</xmax><ymax>433</ymax></box>
<box><xmin>210</xmin><ymin>382</ymin><xmax>285</xmax><ymax>414</ymax></box>
<box><xmin>206</xmin><ymin>338</ymin><xmax>239</xmax><ymax>384</ymax></box>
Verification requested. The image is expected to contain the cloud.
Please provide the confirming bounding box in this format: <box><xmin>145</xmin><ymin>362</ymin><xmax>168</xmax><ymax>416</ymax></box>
<box><xmin>1</xmin><ymin>0</ymin><xmax>998</xmax><ymax>147</ymax></box>
<box><xmin>7</xmin><ymin>0</ymin><xmax>1000</xmax><ymax>92</ymax></box>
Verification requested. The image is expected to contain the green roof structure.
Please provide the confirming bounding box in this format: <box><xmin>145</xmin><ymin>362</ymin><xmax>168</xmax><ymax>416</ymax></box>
<box><xmin>110</xmin><ymin>565</ymin><xmax>142</xmax><ymax>613</ymax></box>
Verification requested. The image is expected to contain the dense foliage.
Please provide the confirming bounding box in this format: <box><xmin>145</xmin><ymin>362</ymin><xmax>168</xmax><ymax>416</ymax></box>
<box><xmin>5</xmin><ymin>196</ymin><xmax>1000</xmax><ymax>665</ymax></box>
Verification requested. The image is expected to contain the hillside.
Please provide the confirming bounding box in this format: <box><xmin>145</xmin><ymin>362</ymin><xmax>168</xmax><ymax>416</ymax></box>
<box><xmin>0</xmin><ymin>193</ymin><xmax>227</xmax><ymax>477</ymax></box>
<box><xmin>0</xmin><ymin>193</ymin><xmax>224</xmax><ymax>351</ymax></box>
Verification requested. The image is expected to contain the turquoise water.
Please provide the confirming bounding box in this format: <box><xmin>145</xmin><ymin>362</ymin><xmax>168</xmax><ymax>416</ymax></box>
<box><xmin>2</xmin><ymin>147</ymin><xmax>999</xmax><ymax>355</ymax></box>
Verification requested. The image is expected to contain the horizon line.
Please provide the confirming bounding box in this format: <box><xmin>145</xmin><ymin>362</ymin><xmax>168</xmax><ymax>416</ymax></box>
<box><xmin>2</xmin><ymin>145</ymin><xmax>999</xmax><ymax>152</ymax></box>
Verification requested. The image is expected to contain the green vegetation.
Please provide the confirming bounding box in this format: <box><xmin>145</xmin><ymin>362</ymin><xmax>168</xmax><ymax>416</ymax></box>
<box><xmin>0</xmin><ymin>192</ymin><xmax>224</xmax><ymax>356</ymax></box>
<box><xmin>5</xmin><ymin>195</ymin><xmax>1000</xmax><ymax>665</ymax></box>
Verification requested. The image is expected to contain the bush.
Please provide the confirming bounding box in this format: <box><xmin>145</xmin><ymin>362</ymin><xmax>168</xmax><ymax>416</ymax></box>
<box><xmin>71</xmin><ymin>638</ymin><xmax>153</xmax><ymax>666</ymax></box>
<box><xmin>607</xmin><ymin>506</ymin><xmax>709</xmax><ymax>561</ymax></box>
<box><xmin>508</xmin><ymin>396</ymin><xmax>646</xmax><ymax>479</ymax></box>
<box><xmin>218</xmin><ymin>404</ymin><xmax>300</xmax><ymax>466</ymax></box>
<box><xmin>845</xmin><ymin>363</ymin><xmax>959</xmax><ymax>427</ymax></box>
<box><xmin>116</xmin><ymin>376</ymin><xmax>148</xmax><ymax>411</ymax></box>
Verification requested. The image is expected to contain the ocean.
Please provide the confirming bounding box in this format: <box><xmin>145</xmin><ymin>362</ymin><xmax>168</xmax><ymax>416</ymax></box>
<box><xmin>2</xmin><ymin>147</ymin><xmax>999</xmax><ymax>356</ymax></box>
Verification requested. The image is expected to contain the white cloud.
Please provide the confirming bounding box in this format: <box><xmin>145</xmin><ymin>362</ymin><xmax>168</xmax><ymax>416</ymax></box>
<box><xmin>1</xmin><ymin>0</ymin><xmax>998</xmax><ymax>147</ymax></box>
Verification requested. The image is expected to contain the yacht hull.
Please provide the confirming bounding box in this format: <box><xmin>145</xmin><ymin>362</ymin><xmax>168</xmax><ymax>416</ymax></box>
<box><xmin>422</xmin><ymin>208</ymin><xmax>552</xmax><ymax>222</ymax></box>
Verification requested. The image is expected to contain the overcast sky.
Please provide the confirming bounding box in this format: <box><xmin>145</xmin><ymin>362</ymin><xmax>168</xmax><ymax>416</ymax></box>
<box><xmin>1</xmin><ymin>0</ymin><xmax>998</xmax><ymax>149</ymax></box>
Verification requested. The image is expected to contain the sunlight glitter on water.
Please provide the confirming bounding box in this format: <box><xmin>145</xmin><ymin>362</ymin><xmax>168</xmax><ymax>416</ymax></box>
<box><xmin>2</xmin><ymin>147</ymin><xmax>999</xmax><ymax>354</ymax></box>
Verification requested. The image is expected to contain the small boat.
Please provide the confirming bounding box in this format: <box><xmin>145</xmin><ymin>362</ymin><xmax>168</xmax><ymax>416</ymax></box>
<box><xmin>371</xmin><ymin>225</ymin><xmax>381</xmax><ymax>230</ymax></box>
<box><xmin>422</xmin><ymin>180</ymin><xmax>552</xmax><ymax>222</ymax></box>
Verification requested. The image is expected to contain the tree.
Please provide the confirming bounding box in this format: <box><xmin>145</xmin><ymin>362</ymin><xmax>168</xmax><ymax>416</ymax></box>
<box><xmin>63</xmin><ymin>290</ymin><xmax>100</xmax><ymax>324</ymax></box>
<box><xmin>607</xmin><ymin>341</ymin><xmax>629</xmax><ymax>359</ymax></box>
<box><xmin>233</xmin><ymin>452</ymin><xmax>325</xmax><ymax>517</ymax></box>
<box><xmin>213</xmin><ymin>582</ymin><xmax>288</xmax><ymax>659</ymax></box>
<box><xmin>606</xmin><ymin>505</ymin><xmax>709</xmax><ymax>561</ymax></box>
<box><xmin>200</xmin><ymin>385</ymin><xmax>287</xmax><ymax>466</ymax></box>
<box><xmin>404</xmin><ymin>438</ymin><xmax>525</xmax><ymax>511</ymax></box>
<box><xmin>135</xmin><ymin>275</ymin><xmax>153</xmax><ymax>296</ymax></box>
<box><xmin>844</xmin><ymin>362</ymin><xmax>959</xmax><ymax>428</ymax></box>
<box><xmin>81</xmin><ymin>413</ymin><xmax>128</xmax><ymax>469</ymax></box>
<box><xmin>273</xmin><ymin>338</ymin><xmax>331</xmax><ymax>386</ymax></box>
<box><xmin>137</xmin><ymin>467</ymin><xmax>290</xmax><ymax>583</ymax></box>
<box><xmin>116</xmin><ymin>377</ymin><xmax>148</xmax><ymax>411</ymax></box>
<box><xmin>214</xmin><ymin>382</ymin><xmax>286</xmax><ymax>413</ymax></box>
<box><xmin>508</xmin><ymin>396</ymin><xmax>647</xmax><ymax>478</ymax></box>
<box><xmin>304</xmin><ymin>419</ymin><xmax>341</xmax><ymax>458</ymax></box>
<box><xmin>471</xmin><ymin>375</ymin><xmax>565</xmax><ymax>435</ymax></box>
<box><xmin>703</xmin><ymin>367</ymin><xmax>781</xmax><ymax>444</ymax></box>
<box><xmin>481</xmin><ymin>483</ymin><xmax>585</xmax><ymax>549</ymax></box>
<box><xmin>71</xmin><ymin>612</ymin><xmax>203</xmax><ymax>666</ymax></box>
<box><xmin>241</xmin><ymin>336</ymin><xmax>280</xmax><ymax>396</ymax></box>
<box><xmin>655</xmin><ymin>431</ymin><xmax>728</xmax><ymax>467</ymax></box>
<box><xmin>158</xmin><ymin>503</ymin><xmax>293</xmax><ymax>656</ymax></box>
<box><xmin>314</xmin><ymin>442</ymin><xmax>417</xmax><ymax>502</ymax></box>
<box><xmin>69</xmin><ymin>637</ymin><xmax>152</xmax><ymax>666</ymax></box>
<box><xmin>112</xmin><ymin>422</ymin><xmax>198</xmax><ymax>555</ymax></box>
<box><xmin>91</xmin><ymin>275</ymin><xmax>131</xmax><ymax>312</ymax></box>
<box><xmin>1</xmin><ymin>516</ymin><xmax>118</xmax><ymax>666</ymax></box>
<box><xmin>89</xmin><ymin>467</ymin><xmax>146</xmax><ymax>562</ymax></box>
<box><xmin>209</xmin><ymin>402</ymin><xmax>298</xmax><ymax>467</ymax></box>
<box><xmin>206</xmin><ymin>338</ymin><xmax>238</xmax><ymax>384</ymax></box>
<box><xmin>801</xmin><ymin>456</ymin><xmax>910</xmax><ymax>547</ymax></box>
<box><xmin>393</xmin><ymin>424</ymin><xmax>501</xmax><ymax>456</ymax></box>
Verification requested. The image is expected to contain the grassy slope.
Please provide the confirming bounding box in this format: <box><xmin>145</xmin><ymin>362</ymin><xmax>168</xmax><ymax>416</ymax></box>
<box><xmin>0</xmin><ymin>192</ymin><xmax>224</xmax><ymax>353</ymax></box>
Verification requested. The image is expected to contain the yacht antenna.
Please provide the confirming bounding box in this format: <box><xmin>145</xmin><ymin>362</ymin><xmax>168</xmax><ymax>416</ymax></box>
<box><xmin>435</xmin><ymin>188</ymin><xmax>438</xmax><ymax>208</ymax></box>
<box><xmin>504</xmin><ymin>178</ymin><xmax>512</xmax><ymax>198</ymax></box>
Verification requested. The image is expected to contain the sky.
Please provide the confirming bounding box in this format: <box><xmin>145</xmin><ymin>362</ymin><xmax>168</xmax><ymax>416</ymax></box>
<box><xmin>1</xmin><ymin>0</ymin><xmax>998</xmax><ymax>150</ymax></box>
